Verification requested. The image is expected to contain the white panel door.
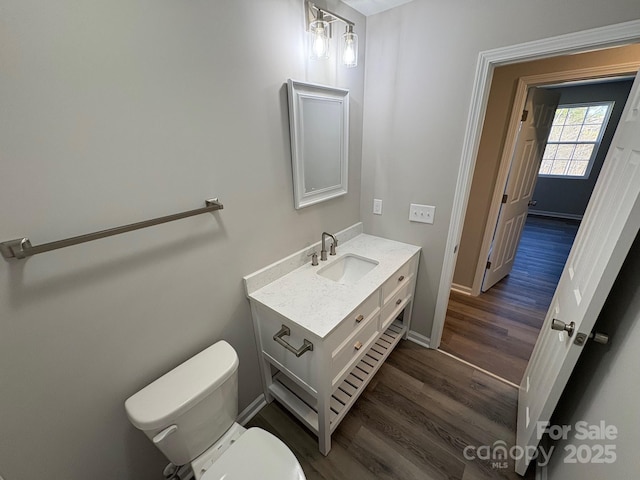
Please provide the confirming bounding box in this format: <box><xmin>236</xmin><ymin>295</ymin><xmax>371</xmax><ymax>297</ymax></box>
<box><xmin>482</xmin><ymin>88</ymin><xmax>560</xmax><ymax>292</ymax></box>
<box><xmin>515</xmin><ymin>71</ymin><xmax>640</xmax><ymax>475</ymax></box>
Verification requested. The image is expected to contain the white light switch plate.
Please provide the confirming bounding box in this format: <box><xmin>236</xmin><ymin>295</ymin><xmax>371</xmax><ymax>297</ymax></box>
<box><xmin>409</xmin><ymin>203</ymin><xmax>435</xmax><ymax>224</ymax></box>
<box><xmin>373</xmin><ymin>199</ymin><xmax>383</xmax><ymax>215</ymax></box>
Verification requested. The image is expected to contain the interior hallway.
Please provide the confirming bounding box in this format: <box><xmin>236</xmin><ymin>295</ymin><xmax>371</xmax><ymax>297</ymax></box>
<box><xmin>440</xmin><ymin>215</ymin><xmax>580</xmax><ymax>384</ymax></box>
<box><xmin>249</xmin><ymin>340</ymin><xmax>535</xmax><ymax>479</ymax></box>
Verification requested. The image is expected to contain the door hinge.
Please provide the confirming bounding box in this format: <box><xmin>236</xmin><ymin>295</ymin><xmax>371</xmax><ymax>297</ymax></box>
<box><xmin>502</xmin><ymin>194</ymin><xmax>508</xmax><ymax>204</ymax></box>
<box><xmin>486</xmin><ymin>261</ymin><xmax>492</xmax><ymax>269</ymax></box>
<box><xmin>521</xmin><ymin>109</ymin><xmax>529</xmax><ymax>122</ymax></box>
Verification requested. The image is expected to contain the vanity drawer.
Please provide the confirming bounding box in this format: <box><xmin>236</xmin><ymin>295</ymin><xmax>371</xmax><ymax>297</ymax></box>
<box><xmin>380</xmin><ymin>282</ymin><xmax>411</xmax><ymax>331</ymax></box>
<box><xmin>325</xmin><ymin>290</ymin><xmax>380</xmax><ymax>353</ymax></box>
<box><xmin>331</xmin><ymin>313</ymin><xmax>379</xmax><ymax>387</ymax></box>
<box><xmin>382</xmin><ymin>261</ymin><xmax>412</xmax><ymax>304</ymax></box>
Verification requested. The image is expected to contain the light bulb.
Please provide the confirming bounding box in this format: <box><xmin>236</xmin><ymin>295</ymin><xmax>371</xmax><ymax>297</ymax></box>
<box><xmin>309</xmin><ymin>19</ymin><xmax>329</xmax><ymax>60</ymax></box>
<box><xmin>343</xmin><ymin>38</ymin><xmax>355</xmax><ymax>65</ymax></box>
<box><xmin>313</xmin><ymin>29</ymin><xmax>327</xmax><ymax>57</ymax></box>
<box><xmin>341</xmin><ymin>26</ymin><xmax>358</xmax><ymax>67</ymax></box>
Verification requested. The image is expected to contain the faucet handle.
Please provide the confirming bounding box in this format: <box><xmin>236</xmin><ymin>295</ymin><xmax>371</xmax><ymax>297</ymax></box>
<box><xmin>307</xmin><ymin>251</ymin><xmax>319</xmax><ymax>266</ymax></box>
<box><xmin>329</xmin><ymin>239</ymin><xmax>337</xmax><ymax>256</ymax></box>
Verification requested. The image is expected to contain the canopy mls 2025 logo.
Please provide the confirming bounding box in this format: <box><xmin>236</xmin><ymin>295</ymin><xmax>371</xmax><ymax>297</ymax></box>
<box><xmin>463</xmin><ymin>420</ymin><xmax>618</xmax><ymax>469</ymax></box>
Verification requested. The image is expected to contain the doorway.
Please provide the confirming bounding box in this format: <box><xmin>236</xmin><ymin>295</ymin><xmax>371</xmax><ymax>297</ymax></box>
<box><xmin>439</xmin><ymin>75</ymin><xmax>636</xmax><ymax>384</ymax></box>
<box><xmin>441</xmin><ymin>215</ymin><xmax>580</xmax><ymax>384</ymax></box>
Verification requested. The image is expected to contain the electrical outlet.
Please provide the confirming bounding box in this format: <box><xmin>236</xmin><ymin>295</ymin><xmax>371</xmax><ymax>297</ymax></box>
<box><xmin>409</xmin><ymin>203</ymin><xmax>435</xmax><ymax>224</ymax></box>
<box><xmin>373</xmin><ymin>199</ymin><xmax>383</xmax><ymax>215</ymax></box>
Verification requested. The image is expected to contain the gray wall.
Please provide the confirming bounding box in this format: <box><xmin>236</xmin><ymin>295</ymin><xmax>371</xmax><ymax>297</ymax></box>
<box><xmin>530</xmin><ymin>80</ymin><xmax>634</xmax><ymax>218</ymax></box>
<box><xmin>0</xmin><ymin>1</ymin><xmax>365</xmax><ymax>479</ymax></box>
<box><xmin>360</xmin><ymin>0</ymin><xmax>640</xmax><ymax>338</ymax></box>
<box><xmin>546</xmin><ymin>232</ymin><xmax>640</xmax><ymax>478</ymax></box>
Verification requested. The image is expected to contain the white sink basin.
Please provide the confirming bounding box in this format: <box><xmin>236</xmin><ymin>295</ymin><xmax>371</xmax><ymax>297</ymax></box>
<box><xmin>317</xmin><ymin>254</ymin><xmax>379</xmax><ymax>284</ymax></box>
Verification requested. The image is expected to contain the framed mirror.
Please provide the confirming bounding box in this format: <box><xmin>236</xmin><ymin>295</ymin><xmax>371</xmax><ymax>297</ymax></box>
<box><xmin>287</xmin><ymin>79</ymin><xmax>349</xmax><ymax>209</ymax></box>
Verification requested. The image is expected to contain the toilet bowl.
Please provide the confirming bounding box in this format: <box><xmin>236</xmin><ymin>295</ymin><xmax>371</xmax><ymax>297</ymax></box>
<box><xmin>124</xmin><ymin>341</ymin><xmax>305</xmax><ymax>480</ymax></box>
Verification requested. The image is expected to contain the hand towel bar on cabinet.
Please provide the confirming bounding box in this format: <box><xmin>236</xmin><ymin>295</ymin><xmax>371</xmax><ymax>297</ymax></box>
<box><xmin>0</xmin><ymin>198</ymin><xmax>223</xmax><ymax>260</ymax></box>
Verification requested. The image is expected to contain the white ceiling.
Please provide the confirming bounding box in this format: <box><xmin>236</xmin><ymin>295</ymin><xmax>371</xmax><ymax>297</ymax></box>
<box><xmin>341</xmin><ymin>0</ymin><xmax>415</xmax><ymax>16</ymax></box>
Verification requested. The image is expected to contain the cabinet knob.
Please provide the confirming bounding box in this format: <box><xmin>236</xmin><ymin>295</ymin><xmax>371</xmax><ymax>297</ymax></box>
<box><xmin>355</xmin><ymin>314</ymin><xmax>364</xmax><ymax>323</ymax></box>
<box><xmin>354</xmin><ymin>341</ymin><xmax>363</xmax><ymax>350</ymax></box>
<box><xmin>398</xmin><ymin>275</ymin><xmax>405</xmax><ymax>282</ymax></box>
<box><xmin>396</xmin><ymin>298</ymin><xmax>402</xmax><ymax>306</ymax></box>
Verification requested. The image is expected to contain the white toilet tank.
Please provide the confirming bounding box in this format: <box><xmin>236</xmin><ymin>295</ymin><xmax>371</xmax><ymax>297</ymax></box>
<box><xmin>125</xmin><ymin>341</ymin><xmax>239</xmax><ymax>466</ymax></box>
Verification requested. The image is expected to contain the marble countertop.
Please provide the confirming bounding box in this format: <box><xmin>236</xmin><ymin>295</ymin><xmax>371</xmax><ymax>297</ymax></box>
<box><xmin>248</xmin><ymin>233</ymin><xmax>421</xmax><ymax>339</ymax></box>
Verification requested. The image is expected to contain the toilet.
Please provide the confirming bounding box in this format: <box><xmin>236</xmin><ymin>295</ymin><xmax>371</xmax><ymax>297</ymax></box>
<box><xmin>125</xmin><ymin>340</ymin><xmax>306</xmax><ymax>480</ymax></box>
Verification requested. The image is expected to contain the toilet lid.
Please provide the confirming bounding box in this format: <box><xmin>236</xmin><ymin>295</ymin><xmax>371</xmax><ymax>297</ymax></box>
<box><xmin>200</xmin><ymin>428</ymin><xmax>306</xmax><ymax>480</ymax></box>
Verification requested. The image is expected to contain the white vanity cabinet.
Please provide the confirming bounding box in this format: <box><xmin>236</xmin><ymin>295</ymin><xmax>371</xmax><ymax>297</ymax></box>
<box><xmin>245</xmin><ymin>231</ymin><xmax>420</xmax><ymax>455</ymax></box>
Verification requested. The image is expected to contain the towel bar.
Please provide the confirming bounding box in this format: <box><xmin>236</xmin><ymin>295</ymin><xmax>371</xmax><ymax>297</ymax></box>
<box><xmin>0</xmin><ymin>198</ymin><xmax>223</xmax><ymax>260</ymax></box>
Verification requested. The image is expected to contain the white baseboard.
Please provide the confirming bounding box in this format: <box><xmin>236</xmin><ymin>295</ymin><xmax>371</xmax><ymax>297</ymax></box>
<box><xmin>407</xmin><ymin>329</ymin><xmax>431</xmax><ymax>348</ymax></box>
<box><xmin>528</xmin><ymin>210</ymin><xmax>583</xmax><ymax>221</ymax></box>
<box><xmin>237</xmin><ymin>393</ymin><xmax>267</xmax><ymax>426</ymax></box>
<box><xmin>451</xmin><ymin>283</ymin><xmax>472</xmax><ymax>295</ymax></box>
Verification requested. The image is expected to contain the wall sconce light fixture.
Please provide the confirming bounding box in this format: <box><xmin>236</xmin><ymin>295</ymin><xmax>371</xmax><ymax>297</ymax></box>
<box><xmin>306</xmin><ymin>1</ymin><xmax>358</xmax><ymax>67</ymax></box>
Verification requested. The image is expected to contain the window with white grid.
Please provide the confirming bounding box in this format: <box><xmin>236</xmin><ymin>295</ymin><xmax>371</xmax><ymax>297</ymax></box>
<box><xmin>539</xmin><ymin>102</ymin><xmax>614</xmax><ymax>178</ymax></box>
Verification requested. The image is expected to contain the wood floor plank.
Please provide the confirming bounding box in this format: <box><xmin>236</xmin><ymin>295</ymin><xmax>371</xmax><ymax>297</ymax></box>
<box><xmin>346</xmin><ymin>425</ymin><xmax>452</xmax><ymax>480</ymax></box>
<box><xmin>387</xmin><ymin>348</ymin><xmax>516</xmax><ymax>432</ymax></box>
<box><xmin>441</xmin><ymin>215</ymin><xmax>579</xmax><ymax>383</ymax></box>
<box><xmin>345</xmin><ymin>401</ymin><xmax>466</xmax><ymax>480</ymax></box>
<box><xmin>248</xmin><ymin>342</ymin><xmax>535</xmax><ymax>479</ymax></box>
<box><xmin>441</xmin><ymin>332</ymin><xmax>528</xmax><ymax>384</ymax></box>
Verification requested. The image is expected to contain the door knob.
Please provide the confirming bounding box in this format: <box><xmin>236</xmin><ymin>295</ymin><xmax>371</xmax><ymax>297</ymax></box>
<box><xmin>589</xmin><ymin>332</ymin><xmax>609</xmax><ymax>344</ymax></box>
<box><xmin>574</xmin><ymin>331</ymin><xmax>610</xmax><ymax>346</ymax></box>
<box><xmin>551</xmin><ymin>319</ymin><xmax>575</xmax><ymax>337</ymax></box>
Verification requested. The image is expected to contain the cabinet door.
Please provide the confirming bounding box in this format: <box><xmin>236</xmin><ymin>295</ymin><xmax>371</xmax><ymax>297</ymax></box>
<box><xmin>255</xmin><ymin>304</ymin><xmax>319</xmax><ymax>391</ymax></box>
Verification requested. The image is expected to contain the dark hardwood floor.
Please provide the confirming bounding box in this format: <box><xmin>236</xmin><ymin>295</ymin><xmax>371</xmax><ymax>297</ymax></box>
<box><xmin>440</xmin><ymin>215</ymin><xmax>580</xmax><ymax>384</ymax></box>
<box><xmin>248</xmin><ymin>341</ymin><xmax>535</xmax><ymax>480</ymax></box>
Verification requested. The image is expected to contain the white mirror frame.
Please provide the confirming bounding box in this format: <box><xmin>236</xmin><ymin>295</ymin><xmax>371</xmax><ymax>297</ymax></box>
<box><xmin>287</xmin><ymin>79</ymin><xmax>349</xmax><ymax>209</ymax></box>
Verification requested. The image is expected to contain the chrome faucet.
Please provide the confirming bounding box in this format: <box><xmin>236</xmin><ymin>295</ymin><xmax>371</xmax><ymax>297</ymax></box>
<box><xmin>321</xmin><ymin>232</ymin><xmax>338</xmax><ymax>261</ymax></box>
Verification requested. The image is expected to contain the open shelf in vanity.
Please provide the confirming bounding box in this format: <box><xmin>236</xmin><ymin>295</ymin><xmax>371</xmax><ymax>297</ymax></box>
<box><xmin>244</xmin><ymin>226</ymin><xmax>420</xmax><ymax>455</ymax></box>
<box><xmin>268</xmin><ymin>320</ymin><xmax>406</xmax><ymax>436</ymax></box>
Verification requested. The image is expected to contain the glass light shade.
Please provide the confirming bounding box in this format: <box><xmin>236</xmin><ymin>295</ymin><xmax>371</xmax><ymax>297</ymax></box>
<box><xmin>309</xmin><ymin>19</ymin><xmax>330</xmax><ymax>60</ymax></box>
<box><xmin>341</xmin><ymin>26</ymin><xmax>358</xmax><ymax>67</ymax></box>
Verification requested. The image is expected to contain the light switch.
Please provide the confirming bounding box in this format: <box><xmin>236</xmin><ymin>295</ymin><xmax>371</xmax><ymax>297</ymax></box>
<box><xmin>373</xmin><ymin>199</ymin><xmax>383</xmax><ymax>215</ymax></box>
<box><xmin>409</xmin><ymin>203</ymin><xmax>435</xmax><ymax>224</ymax></box>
